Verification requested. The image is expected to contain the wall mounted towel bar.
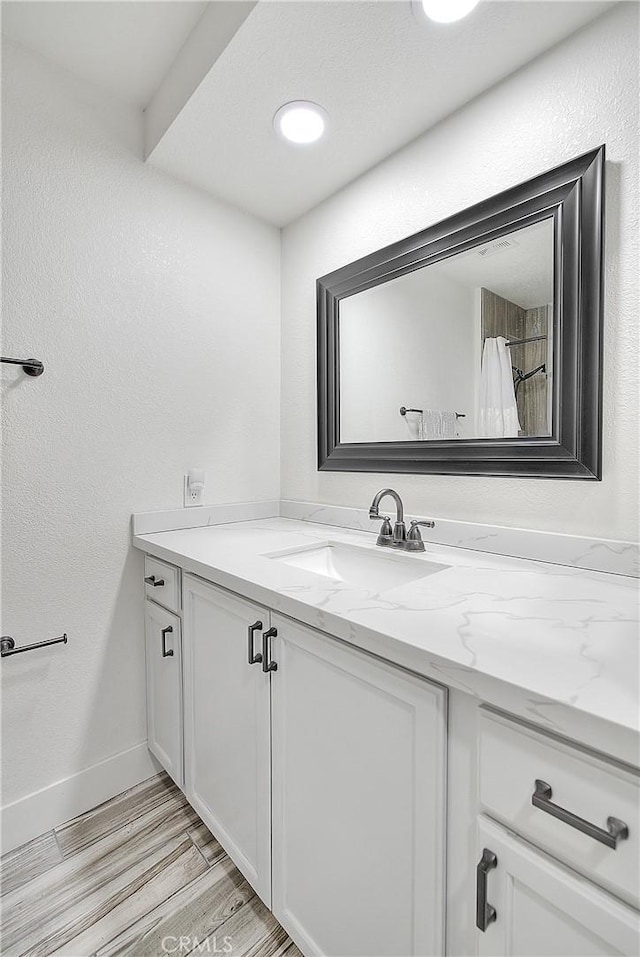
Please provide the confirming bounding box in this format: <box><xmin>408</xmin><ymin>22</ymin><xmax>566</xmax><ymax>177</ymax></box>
<box><xmin>1</xmin><ymin>633</ymin><xmax>67</xmax><ymax>658</ymax></box>
<box><xmin>1</xmin><ymin>356</ymin><xmax>45</xmax><ymax>376</ymax></box>
<box><xmin>399</xmin><ymin>407</ymin><xmax>466</xmax><ymax>419</ymax></box>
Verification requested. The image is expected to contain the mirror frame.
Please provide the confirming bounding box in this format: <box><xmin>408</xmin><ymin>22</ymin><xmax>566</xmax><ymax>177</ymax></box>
<box><xmin>317</xmin><ymin>146</ymin><xmax>604</xmax><ymax>479</ymax></box>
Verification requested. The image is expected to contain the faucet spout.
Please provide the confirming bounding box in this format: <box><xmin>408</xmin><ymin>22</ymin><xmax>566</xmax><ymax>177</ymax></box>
<box><xmin>369</xmin><ymin>488</ymin><xmax>404</xmax><ymax>522</ymax></box>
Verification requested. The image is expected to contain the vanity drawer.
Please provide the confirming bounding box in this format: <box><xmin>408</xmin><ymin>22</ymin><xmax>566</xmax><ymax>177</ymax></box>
<box><xmin>478</xmin><ymin>709</ymin><xmax>640</xmax><ymax>908</ymax></box>
<box><xmin>144</xmin><ymin>556</ymin><xmax>181</xmax><ymax>613</ymax></box>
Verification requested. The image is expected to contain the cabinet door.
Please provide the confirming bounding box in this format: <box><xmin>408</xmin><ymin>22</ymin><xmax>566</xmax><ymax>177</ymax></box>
<box><xmin>182</xmin><ymin>575</ymin><xmax>271</xmax><ymax>904</ymax></box>
<box><xmin>476</xmin><ymin>817</ymin><xmax>640</xmax><ymax>956</ymax></box>
<box><xmin>271</xmin><ymin>615</ymin><xmax>447</xmax><ymax>957</ymax></box>
<box><xmin>144</xmin><ymin>600</ymin><xmax>183</xmax><ymax>787</ymax></box>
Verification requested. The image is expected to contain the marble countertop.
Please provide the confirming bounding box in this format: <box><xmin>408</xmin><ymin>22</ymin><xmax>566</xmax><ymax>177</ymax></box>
<box><xmin>133</xmin><ymin>518</ymin><xmax>639</xmax><ymax>767</ymax></box>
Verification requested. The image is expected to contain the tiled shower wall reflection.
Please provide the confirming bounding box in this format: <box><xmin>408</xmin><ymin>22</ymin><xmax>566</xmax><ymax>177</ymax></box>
<box><xmin>481</xmin><ymin>287</ymin><xmax>550</xmax><ymax>436</ymax></box>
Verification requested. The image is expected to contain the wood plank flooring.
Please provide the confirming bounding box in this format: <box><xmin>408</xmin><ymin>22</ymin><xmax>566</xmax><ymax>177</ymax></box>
<box><xmin>1</xmin><ymin>772</ymin><xmax>301</xmax><ymax>957</ymax></box>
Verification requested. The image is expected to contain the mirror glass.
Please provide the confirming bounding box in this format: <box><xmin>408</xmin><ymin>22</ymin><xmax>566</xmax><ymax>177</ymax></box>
<box><xmin>339</xmin><ymin>217</ymin><xmax>554</xmax><ymax>443</ymax></box>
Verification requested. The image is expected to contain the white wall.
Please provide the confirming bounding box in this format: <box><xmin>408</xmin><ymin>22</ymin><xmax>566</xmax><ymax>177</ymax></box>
<box><xmin>0</xmin><ymin>41</ymin><xmax>280</xmax><ymax>814</ymax></box>
<box><xmin>340</xmin><ymin>270</ymin><xmax>476</xmax><ymax>442</ymax></box>
<box><xmin>281</xmin><ymin>3</ymin><xmax>639</xmax><ymax>539</ymax></box>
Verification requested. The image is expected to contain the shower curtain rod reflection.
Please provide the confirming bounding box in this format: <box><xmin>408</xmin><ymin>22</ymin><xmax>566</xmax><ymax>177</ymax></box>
<box><xmin>504</xmin><ymin>335</ymin><xmax>547</xmax><ymax>348</ymax></box>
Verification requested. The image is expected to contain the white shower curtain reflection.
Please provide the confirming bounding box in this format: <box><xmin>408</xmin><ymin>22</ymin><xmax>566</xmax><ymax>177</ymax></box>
<box><xmin>478</xmin><ymin>336</ymin><xmax>521</xmax><ymax>437</ymax></box>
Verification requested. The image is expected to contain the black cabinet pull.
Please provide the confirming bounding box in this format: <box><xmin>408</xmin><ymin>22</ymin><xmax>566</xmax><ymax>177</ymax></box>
<box><xmin>161</xmin><ymin>625</ymin><xmax>174</xmax><ymax>658</ymax></box>
<box><xmin>145</xmin><ymin>575</ymin><xmax>165</xmax><ymax>587</ymax></box>
<box><xmin>532</xmin><ymin>780</ymin><xmax>629</xmax><ymax>849</ymax></box>
<box><xmin>262</xmin><ymin>627</ymin><xmax>278</xmax><ymax>673</ymax></box>
<box><xmin>248</xmin><ymin>620</ymin><xmax>263</xmax><ymax>665</ymax></box>
<box><xmin>476</xmin><ymin>848</ymin><xmax>497</xmax><ymax>931</ymax></box>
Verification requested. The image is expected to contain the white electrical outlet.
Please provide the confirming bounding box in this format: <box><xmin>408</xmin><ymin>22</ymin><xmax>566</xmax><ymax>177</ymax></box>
<box><xmin>184</xmin><ymin>470</ymin><xmax>205</xmax><ymax>507</ymax></box>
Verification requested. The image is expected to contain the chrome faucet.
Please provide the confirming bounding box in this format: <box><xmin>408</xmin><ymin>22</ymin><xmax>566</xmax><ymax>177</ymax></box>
<box><xmin>369</xmin><ymin>488</ymin><xmax>435</xmax><ymax>552</ymax></box>
<box><xmin>369</xmin><ymin>488</ymin><xmax>406</xmax><ymax>547</ymax></box>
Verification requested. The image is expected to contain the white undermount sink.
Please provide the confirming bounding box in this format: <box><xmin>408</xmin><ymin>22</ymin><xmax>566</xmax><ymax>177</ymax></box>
<box><xmin>265</xmin><ymin>540</ymin><xmax>448</xmax><ymax>592</ymax></box>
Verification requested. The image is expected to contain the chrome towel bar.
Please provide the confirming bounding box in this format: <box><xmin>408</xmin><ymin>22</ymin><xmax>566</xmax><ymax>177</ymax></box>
<box><xmin>1</xmin><ymin>634</ymin><xmax>67</xmax><ymax>658</ymax></box>
<box><xmin>399</xmin><ymin>406</ymin><xmax>466</xmax><ymax>419</ymax></box>
<box><xmin>1</xmin><ymin>356</ymin><xmax>45</xmax><ymax>377</ymax></box>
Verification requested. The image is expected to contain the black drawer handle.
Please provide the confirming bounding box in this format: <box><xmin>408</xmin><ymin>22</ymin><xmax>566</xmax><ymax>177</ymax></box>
<box><xmin>247</xmin><ymin>620</ymin><xmax>263</xmax><ymax>665</ymax></box>
<box><xmin>145</xmin><ymin>575</ymin><xmax>165</xmax><ymax>587</ymax></box>
<box><xmin>161</xmin><ymin>625</ymin><xmax>174</xmax><ymax>658</ymax></box>
<box><xmin>532</xmin><ymin>780</ymin><xmax>629</xmax><ymax>849</ymax></box>
<box><xmin>476</xmin><ymin>848</ymin><xmax>497</xmax><ymax>931</ymax></box>
<box><xmin>262</xmin><ymin>627</ymin><xmax>278</xmax><ymax>673</ymax></box>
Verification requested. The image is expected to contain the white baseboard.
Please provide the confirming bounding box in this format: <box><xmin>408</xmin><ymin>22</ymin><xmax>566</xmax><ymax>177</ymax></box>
<box><xmin>1</xmin><ymin>741</ymin><xmax>162</xmax><ymax>854</ymax></box>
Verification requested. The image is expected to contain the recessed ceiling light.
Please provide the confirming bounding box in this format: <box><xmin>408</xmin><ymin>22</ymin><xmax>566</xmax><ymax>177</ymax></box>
<box><xmin>420</xmin><ymin>0</ymin><xmax>480</xmax><ymax>23</ymax></box>
<box><xmin>273</xmin><ymin>101</ymin><xmax>327</xmax><ymax>145</ymax></box>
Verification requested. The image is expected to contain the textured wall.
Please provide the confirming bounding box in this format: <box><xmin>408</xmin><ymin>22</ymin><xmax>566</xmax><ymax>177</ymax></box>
<box><xmin>1</xmin><ymin>41</ymin><xmax>280</xmax><ymax>807</ymax></box>
<box><xmin>281</xmin><ymin>4</ymin><xmax>639</xmax><ymax>539</ymax></box>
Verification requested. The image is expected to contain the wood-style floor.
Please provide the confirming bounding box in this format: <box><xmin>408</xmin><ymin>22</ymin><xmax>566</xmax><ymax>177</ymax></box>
<box><xmin>1</xmin><ymin>772</ymin><xmax>301</xmax><ymax>957</ymax></box>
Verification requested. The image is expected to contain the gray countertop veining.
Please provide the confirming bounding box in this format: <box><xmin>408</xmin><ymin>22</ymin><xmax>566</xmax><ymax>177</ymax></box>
<box><xmin>133</xmin><ymin>518</ymin><xmax>640</xmax><ymax>767</ymax></box>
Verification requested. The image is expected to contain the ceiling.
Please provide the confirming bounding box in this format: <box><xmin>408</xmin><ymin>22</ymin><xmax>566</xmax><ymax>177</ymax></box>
<box><xmin>1</xmin><ymin>1</ymin><xmax>207</xmax><ymax>108</ymax></box>
<box><xmin>2</xmin><ymin>0</ymin><xmax>615</xmax><ymax>225</ymax></box>
<box><xmin>437</xmin><ymin>218</ymin><xmax>554</xmax><ymax>308</ymax></box>
<box><xmin>148</xmin><ymin>0</ymin><xmax>613</xmax><ymax>225</ymax></box>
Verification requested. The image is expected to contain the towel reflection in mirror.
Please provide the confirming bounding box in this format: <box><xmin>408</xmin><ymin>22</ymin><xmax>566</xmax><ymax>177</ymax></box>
<box><xmin>419</xmin><ymin>410</ymin><xmax>458</xmax><ymax>440</ymax></box>
<box><xmin>401</xmin><ymin>408</ymin><xmax>459</xmax><ymax>440</ymax></box>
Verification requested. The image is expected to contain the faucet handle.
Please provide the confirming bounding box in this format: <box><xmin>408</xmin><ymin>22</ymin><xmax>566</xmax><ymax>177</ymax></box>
<box><xmin>370</xmin><ymin>514</ymin><xmax>393</xmax><ymax>546</ymax></box>
<box><xmin>406</xmin><ymin>519</ymin><xmax>436</xmax><ymax>552</ymax></box>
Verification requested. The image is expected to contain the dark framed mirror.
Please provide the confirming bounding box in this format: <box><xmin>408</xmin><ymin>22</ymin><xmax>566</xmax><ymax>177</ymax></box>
<box><xmin>317</xmin><ymin>146</ymin><xmax>604</xmax><ymax>479</ymax></box>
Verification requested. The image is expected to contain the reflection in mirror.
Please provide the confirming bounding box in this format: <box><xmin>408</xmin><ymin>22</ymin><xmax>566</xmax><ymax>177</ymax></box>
<box><xmin>339</xmin><ymin>218</ymin><xmax>554</xmax><ymax>444</ymax></box>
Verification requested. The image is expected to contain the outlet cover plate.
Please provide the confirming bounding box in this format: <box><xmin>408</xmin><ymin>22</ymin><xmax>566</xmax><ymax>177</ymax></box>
<box><xmin>184</xmin><ymin>474</ymin><xmax>203</xmax><ymax>507</ymax></box>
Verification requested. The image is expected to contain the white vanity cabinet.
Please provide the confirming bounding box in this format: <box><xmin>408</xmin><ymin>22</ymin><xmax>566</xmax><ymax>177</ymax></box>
<box><xmin>182</xmin><ymin>575</ymin><xmax>272</xmax><ymax>904</ymax></box>
<box><xmin>476</xmin><ymin>818</ymin><xmax>640</xmax><ymax>956</ymax></box>
<box><xmin>270</xmin><ymin>614</ymin><xmax>447</xmax><ymax>957</ymax></box>
<box><xmin>180</xmin><ymin>576</ymin><xmax>448</xmax><ymax>955</ymax></box>
<box><xmin>478</xmin><ymin>710</ymin><xmax>640</xmax><ymax>908</ymax></box>
<box><xmin>474</xmin><ymin>711</ymin><xmax>640</xmax><ymax>956</ymax></box>
<box><xmin>140</xmin><ymin>550</ymin><xmax>640</xmax><ymax>957</ymax></box>
<box><xmin>144</xmin><ymin>598</ymin><xmax>183</xmax><ymax>788</ymax></box>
